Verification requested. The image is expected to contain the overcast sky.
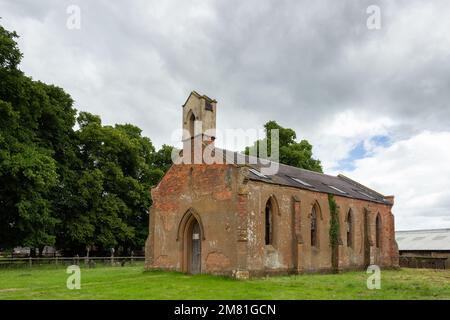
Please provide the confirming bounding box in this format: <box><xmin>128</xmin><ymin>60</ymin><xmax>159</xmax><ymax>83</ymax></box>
<box><xmin>1</xmin><ymin>0</ymin><xmax>449</xmax><ymax>230</ymax></box>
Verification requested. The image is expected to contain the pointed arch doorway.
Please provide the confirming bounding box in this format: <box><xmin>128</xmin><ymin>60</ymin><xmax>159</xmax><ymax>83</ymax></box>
<box><xmin>177</xmin><ymin>209</ymin><xmax>205</xmax><ymax>274</ymax></box>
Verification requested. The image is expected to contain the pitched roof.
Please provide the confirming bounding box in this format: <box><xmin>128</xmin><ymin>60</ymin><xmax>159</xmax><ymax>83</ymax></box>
<box><xmin>182</xmin><ymin>91</ymin><xmax>217</xmax><ymax>107</ymax></box>
<box><xmin>219</xmin><ymin>149</ymin><xmax>392</xmax><ymax>205</ymax></box>
<box><xmin>395</xmin><ymin>229</ymin><xmax>450</xmax><ymax>251</ymax></box>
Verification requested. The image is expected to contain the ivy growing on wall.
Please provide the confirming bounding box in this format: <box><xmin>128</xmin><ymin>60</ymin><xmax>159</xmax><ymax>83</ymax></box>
<box><xmin>328</xmin><ymin>194</ymin><xmax>340</xmax><ymax>272</ymax></box>
<box><xmin>328</xmin><ymin>194</ymin><xmax>340</xmax><ymax>247</ymax></box>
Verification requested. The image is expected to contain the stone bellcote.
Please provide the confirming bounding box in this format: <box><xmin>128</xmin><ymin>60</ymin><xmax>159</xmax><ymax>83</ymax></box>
<box><xmin>182</xmin><ymin>91</ymin><xmax>217</xmax><ymax>141</ymax></box>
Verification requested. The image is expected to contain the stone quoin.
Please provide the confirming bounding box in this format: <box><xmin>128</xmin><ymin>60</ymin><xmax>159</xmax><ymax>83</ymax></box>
<box><xmin>145</xmin><ymin>91</ymin><xmax>399</xmax><ymax>278</ymax></box>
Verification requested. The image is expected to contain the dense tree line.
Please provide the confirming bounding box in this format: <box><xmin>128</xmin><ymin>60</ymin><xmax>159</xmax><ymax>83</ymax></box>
<box><xmin>0</xmin><ymin>25</ymin><xmax>172</xmax><ymax>256</ymax></box>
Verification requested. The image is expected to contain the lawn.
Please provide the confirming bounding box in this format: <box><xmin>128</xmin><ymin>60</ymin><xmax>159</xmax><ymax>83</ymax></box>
<box><xmin>0</xmin><ymin>264</ymin><xmax>449</xmax><ymax>300</ymax></box>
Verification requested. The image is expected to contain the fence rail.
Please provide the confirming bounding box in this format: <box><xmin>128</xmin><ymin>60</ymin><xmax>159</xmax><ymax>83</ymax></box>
<box><xmin>0</xmin><ymin>256</ymin><xmax>145</xmax><ymax>269</ymax></box>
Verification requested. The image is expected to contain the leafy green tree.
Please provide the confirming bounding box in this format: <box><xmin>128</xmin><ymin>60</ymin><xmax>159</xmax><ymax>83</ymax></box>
<box><xmin>0</xmin><ymin>26</ymin><xmax>22</xmax><ymax>70</ymax></box>
<box><xmin>153</xmin><ymin>144</ymin><xmax>174</xmax><ymax>174</ymax></box>
<box><xmin>245</xmin><ymin>120</ymin><xmax>323</xmax><ymax>173</ymax></box>
<box><xmin>0</xmin><ymin>26</ymin><xmax>63</xmax><ymax>254</ymax></box>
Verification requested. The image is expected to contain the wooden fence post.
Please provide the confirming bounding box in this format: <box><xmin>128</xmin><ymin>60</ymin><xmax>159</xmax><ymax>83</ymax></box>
<box><xmin>85</xmin><ymin>246</ymin><xmax>90</xmax><ymax>266</ymax></box>
<box><xmin>110</xmin><ymin>248</ymin><xmax>115</xmax><ymax>265</ymax></box>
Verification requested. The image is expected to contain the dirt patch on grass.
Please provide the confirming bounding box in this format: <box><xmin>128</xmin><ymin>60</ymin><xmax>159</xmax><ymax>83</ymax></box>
<box><xmin>0</xmin><ymin>288</ymin><xmax>23</xmax><ymax>292</ymax></box>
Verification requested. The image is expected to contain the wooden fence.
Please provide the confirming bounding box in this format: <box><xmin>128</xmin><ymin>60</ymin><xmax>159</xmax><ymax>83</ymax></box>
<box><xmin>0</xmin><ymin>256</ymin><xmax>145</xmax><ymax>269</ymax></box>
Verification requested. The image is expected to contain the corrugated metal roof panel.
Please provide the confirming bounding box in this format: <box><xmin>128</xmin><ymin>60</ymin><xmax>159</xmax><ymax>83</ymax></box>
<box><xmin>395</xmin><ymin>229</ymin><xmax>450</xmax><ymax>251</ymax></box>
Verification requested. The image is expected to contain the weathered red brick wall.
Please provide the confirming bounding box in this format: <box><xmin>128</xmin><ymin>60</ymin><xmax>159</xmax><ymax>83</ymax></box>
<box><xmin>245</xmin><ymin>180</ymin><xmax>398</xmax><ymax>274</ymax></box>
<box><xmin>145</xmin><ymin>164</ymin><xmax>398</xmax><ymax>276</ymax></box>
<box><xmin>336</xmin><ymin>197</ymin><xmax>398</xmax><ymax>270</ymax></box>
<box><xmin>145</xmin><ymin>163</ymin><xmax>241</xmax><ymax>274</ymax></box>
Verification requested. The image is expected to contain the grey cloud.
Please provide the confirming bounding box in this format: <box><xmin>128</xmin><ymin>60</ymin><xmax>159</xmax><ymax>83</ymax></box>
<box><xmin>2</xmin><ymin>0</ymin><xmax>449</xmax><ymax>146</ymax></box>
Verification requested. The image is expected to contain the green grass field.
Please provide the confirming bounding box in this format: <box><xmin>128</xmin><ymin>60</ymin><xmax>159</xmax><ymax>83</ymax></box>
<box><xmin>0</xmin><ymin>265</ymin><xmax>449</xmax><ymax>300</ymax></box>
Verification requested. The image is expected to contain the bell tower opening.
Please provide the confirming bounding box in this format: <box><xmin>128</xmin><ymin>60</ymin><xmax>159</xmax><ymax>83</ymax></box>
<box><xmin>188</xmin><ymin>111</ymin><xmax>196</xmax><ymax>138</ymax></box>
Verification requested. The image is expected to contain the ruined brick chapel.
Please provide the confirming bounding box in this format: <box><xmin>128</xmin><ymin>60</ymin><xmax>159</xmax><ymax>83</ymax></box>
<box><xmin>145</xmin><ymin>91</ymin><xmax>399</xmax><ymax>278</ymax></box>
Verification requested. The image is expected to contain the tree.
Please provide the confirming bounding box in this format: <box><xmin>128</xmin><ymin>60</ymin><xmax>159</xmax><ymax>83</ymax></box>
<box><xmin>153</xmin><ymin>144</ymin><xmax>174</xmax><ymax>174</ymax></box>
<box><xmin>245</xmin><ymin>120</ymin><xmax>323</xmax><ymax>173</ymax></box>
<box><xmin>0</xmin><ymin>26</ymin><xmax>22</xmax><ymax>70</ymax></box>
<box><xmin>0</xmin><ymin>25</ymin><xmax>63</xmax><ymax>253</ymax></box>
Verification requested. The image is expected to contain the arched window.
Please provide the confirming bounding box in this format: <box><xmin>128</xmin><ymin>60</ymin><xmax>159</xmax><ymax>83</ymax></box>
<box><xmin>346</xmin><ymin>209</ymin><xmax>353</xmax><ymax>247</ymax></box>
<box><xmin>265</xmin><ymin>199</ymin><xmax>273</xmax><ymax>245</ymax></box>
<box><xmin>376</xmin><ymin>214</ymin><xmax>382</xmax><ymax>248</ymax></box>
<box><xmin>311</xmin><ymin>205</ymin><xmax>317</xmax><ymax>247</ymax></box>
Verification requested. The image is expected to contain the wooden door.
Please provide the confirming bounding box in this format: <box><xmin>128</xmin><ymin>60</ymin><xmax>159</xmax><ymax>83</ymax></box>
<box><xmin>191</xmin><ymin>221</ymin><xmax>201</xmax><ymax>274</ymax></box>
